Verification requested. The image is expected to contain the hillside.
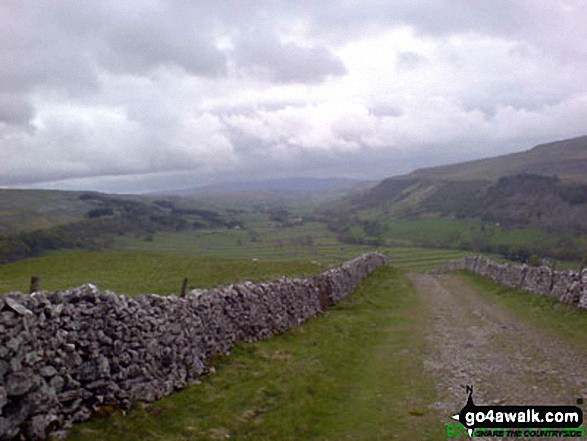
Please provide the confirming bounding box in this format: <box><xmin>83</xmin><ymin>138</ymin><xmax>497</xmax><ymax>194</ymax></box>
<box><xmin>325</xmin><ymin>135</ymin><xmax>587</xmax><ymax>245</ymax></box>
<box><xmin>407</xmin><ymin>135</ymin><xmax>587</xmax><ymax>183</ymax></box>
<box><xmin>0</xmin><ymin>190</ymin><xmax>241</xmax><ymax>264</ymax></box>
<box><xmin>0</xmin><ymin>189</ymin><xmax>95</xmax><ymax>233</ymax></box>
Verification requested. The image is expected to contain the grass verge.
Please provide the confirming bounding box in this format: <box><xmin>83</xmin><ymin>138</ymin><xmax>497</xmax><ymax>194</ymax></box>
<box><xmin>67</xmin><ymin>266</ymin><xmax>444</xmax><ymax>441</ymax></box>
<box><xmin>457</xmin><ymin>271</ymin><xmax>587</xmax><ymax>350</ymax></box>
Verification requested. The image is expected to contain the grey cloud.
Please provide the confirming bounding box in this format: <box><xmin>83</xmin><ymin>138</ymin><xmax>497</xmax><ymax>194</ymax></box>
<box><xmin>235</xmin><ymin>32</ymin><xmax>347</xmax><ymax>83</ymax></box>
<box><xmin>396</xmin><ymin>51</ymin><xmax>427</xmax><ymax>70</ymax></box>
<box><xmin>461</xmin><ymin>80</ymin><xmax>580</xmax><ymax>119</ymax></box>
<box><xmin>368</xmin><ymin>104</ymin><xmax>403</xmax><ymax>118</ymax></box>
<box><xmin>258</xmin><ymin>100</ymin><xmax>308</xmax><ymax>112</ymax></box>
<box><xmin>97</xmin><ymin>19</ymin><xmax>226</xmax><ymax>77</ymax></box>
<box><xmin>0</xmin><ymin>94</ymin><xmax>34</xmax><ymax>126</ymax></box>
<box><xmin>0</xmin><ymin>2</ymin><xmax>99</xmax><ymax>95</ymax></box>
<box><xmin>1</xmin><ymin>0</ymin><xmax>586</xmax><ymax>193</ymax></box>
<box><xmin>292</xmin><ymin>0</ymin><xmax>587</xmax><ymax>63</ymax></box>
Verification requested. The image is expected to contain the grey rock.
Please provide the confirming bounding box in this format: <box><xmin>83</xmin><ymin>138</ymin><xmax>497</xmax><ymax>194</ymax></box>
<box><xmin>1</xmin><ymin>310</ymin><xmax>16</xmax><ymax>321</ymax></box>
<box><xmin>63</xmin><ymin>351</ymin><xmax>82</xmax><ymax>368</ymax></box>
<box><xmin>97</xmin><ymin>356</ymin><xmax>111</xmax><ymax>378</ymax></box>
<box><xmin>0</xmin><ymin>386</ymin><xmax>7</xmax><ymax>410</ymax></box>
<box><xmin>63</xmin><ymin>343</ymin><xmax>76</xmax><ymax>352</ymax></box>
<box><xmin>28</xmin><ymin>414</ymin><xmax>59</xmax><ymax>440</ymax></box>
<box><xmin>25</xmin><ymin>350</ymin><xmax>41</xmax><ymax>365</ymax></box>
<box><xmin>50</xmin><ymin>375</ymin><xmax>65</xmax><ymax>391</ymax></box>
<box><xmin>58</xmin><ymin>388</ymin><xmax>91</xmax><ymax>402</ymax></box>
<box><xmin>77</xmin><ymin>361</ymin><xmax>98</xmax><ymax>382</ymax></box>
<box><xmin>4</xmin><ymin>296</ymin><xmax>34</xmax><ymax>316</ymax></box>
<box><xmin>40</xmin><ymin>365</ymin><xmax>58</xmax><ymax>377</ymax></box>
<box><xmin>0</xmin><ymin>417</ymin><xmax>15</xmax><ymax>439</ymax></box>
<box><xmin>0</xmin><ymin>359</ymin><xmax>9</xmax><ymax>377</ymax></box>
<box><xmin>10</xmin><ymin>356</ymin><xmax>23</xmax><ymax>372</ymax></box>
<box><xmin>6</xmin><ymin>335</ymin><xmax>24</xmax><ymax>352</ymax></box>
<box><xmin>6</xmin><ymin>371</ymin><xmax>35</xmax><ymax>396</ymax></box>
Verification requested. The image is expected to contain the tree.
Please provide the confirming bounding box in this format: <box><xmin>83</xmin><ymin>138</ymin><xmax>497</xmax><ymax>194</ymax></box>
<box><xmin>529</xmin><ymin>254</ymin><xmax>541</xmax><ymax>267</ymax></box>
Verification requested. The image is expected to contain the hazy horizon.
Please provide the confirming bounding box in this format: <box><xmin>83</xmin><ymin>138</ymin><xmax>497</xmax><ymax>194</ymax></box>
<box><xmin>2</xmin><ymin>1</ymin><xmax>587</xmax><ymax>193</ymax></box>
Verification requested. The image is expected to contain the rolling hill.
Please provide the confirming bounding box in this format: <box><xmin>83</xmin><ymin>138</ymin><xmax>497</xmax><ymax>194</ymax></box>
<box><xmin>407</xmin><ymin>135</ymin><xmax>587</xmax><ymax>183</ymax></box>
<box><xmin>330</xmin><ymin>135</ymin><xmax>587</xmax><ymax>234</ymax></box>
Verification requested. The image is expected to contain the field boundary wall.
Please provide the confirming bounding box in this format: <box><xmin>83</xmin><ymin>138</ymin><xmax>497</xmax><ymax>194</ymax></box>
<box><xmin>0</xmin><ymin>253</ymin><xmax>386</xmax><ymax>440</ymax></box>
<box><xmin>433</xmin><ymin>256</ymin><xmax>587</xmax><ymax>308</ymax></box>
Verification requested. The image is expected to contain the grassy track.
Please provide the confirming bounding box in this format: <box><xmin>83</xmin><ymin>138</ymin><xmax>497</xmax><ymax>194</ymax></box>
<box><xmin>67</xmin><ymin>266</ymin><xmax>444</xmax><ymax>441</ymax></box>
<box><xmin>457</xmin><ymin>271</ymin><xmax>587</xmax><ymax>349</ymax></box>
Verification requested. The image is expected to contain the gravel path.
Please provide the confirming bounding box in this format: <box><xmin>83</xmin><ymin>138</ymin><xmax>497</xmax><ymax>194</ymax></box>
<box><xmin>411</xmin><ymin>274</ymin><xmax>587</xmax><ymax>436</ymax></box>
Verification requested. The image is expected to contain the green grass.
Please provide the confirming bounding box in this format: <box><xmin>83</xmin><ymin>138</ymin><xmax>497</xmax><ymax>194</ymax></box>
<box><xmin>383</xmin><ymin>247</ymin><xmax>475</xmax><ymax>272</ymax></box>
<box><xmin>113</xmin><ymin>223</ymin><xmax>374</xmax><ymax>263</ymax></box>
<box><xmin>458</xmin><ymin>271</ymin><xmax>587</xmax><ymax>350</ymax></box>
<box><xmin>111</xmin><ymin>220</ymin><xmax>481</xmax><ymax>274</ymax></box>
<box><xmin>0</xmin><ymin>251</ymin><xmax>324</xmax><ymax>296</ymax></box>
<box><xmin>67</xmin><ymin>266</ymin><xmax>444</xmax><ymax>441</ymax></box>
<box><xmin>377</xmin><ymin>218</ymin><xmax>585</xmax><ymax>252</ymax></box>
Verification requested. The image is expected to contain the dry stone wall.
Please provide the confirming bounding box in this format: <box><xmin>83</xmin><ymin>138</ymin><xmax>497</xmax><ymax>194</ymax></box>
<box><xmin>433</xmin><ymin>256</ymin><xmax>587</xmax><ymax>307</ymax></box>
<box><xmin>0</xmin><ymin>253</ymin><xmax>386</xmax><ymax>440</ymax></box>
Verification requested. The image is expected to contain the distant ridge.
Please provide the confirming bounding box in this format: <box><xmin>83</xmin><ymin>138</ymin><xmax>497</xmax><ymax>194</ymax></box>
<box><xmin>152</xmin><ymin>177</ymin><xmax>372</xmax><ymax>196</ymax></box>
<box><xmin>405</xmin><ymin>135</ymin><xmax>587</xmax><ymax>183</ymax></box>
<box><xmin>331</xmin><ymin>135</ymin><xmax>587</xmax><ymax>235</ymax></box>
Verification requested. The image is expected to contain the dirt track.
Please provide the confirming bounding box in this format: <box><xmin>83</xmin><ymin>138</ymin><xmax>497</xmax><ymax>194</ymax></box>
<box><xmin>411</xmin><ymin>274</ymin><xmax>587</xmax><ymax>426</ymax></box>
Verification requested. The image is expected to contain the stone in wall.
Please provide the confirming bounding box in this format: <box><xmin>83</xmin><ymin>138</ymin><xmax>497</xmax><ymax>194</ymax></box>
<box><xmin>550</xmin><ymin>270</ymin><xmax>581</xmax><ymax>305</ymax></box>
<box><xmin>496</xmin><ymin>264</ymin><xmax>525</xmax><ymax>289</ymax></box>
<box><xmin>578</xmin><ymin>269</ymin><xmax>587</xmax><ymax>309</ymax></box>
<box><xmin>521</xmin><ymin>266</ymin><xmax>551</xmax><ymax>296</ymax></box>
<box><xmin>475</xmin><ymin>257</ymin><xmax>491</xmax><ymax>277</ymax></box>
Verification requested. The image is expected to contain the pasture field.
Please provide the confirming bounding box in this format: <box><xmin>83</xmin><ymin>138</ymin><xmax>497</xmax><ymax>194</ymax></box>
<box><xmin>383</xmin><ymin>247</ymin><xmax>475</xmax><ymax>272</ymax></box>
<box><xmin>112</xmin><ymin>221</ymin><xmax>371</xmax><ymax>261</ymax></box>
<box><xmin>67</xmin><ymin>266</ymin><xmax>444</xmax><ymax>441</ymax></box>
<box><xmin>0</xmin><ymin>251</ymin><xmax>324</xmax><ymax>296</ymax></box>
<box><xmin>357</xmin><ymin>218</ymin><xmax>587</xmax><ymax>253</ymax></box>
<box><xmin>0</xmin><ymin>240</ymin><xmax>475</xmax><ymax>296</ymax></box>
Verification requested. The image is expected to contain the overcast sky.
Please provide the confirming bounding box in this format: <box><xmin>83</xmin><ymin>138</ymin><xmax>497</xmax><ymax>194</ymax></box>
<box><xmin>1</xmin><ymin>0</ymin><xmax>587</xmax><ymax>193</ymax></box>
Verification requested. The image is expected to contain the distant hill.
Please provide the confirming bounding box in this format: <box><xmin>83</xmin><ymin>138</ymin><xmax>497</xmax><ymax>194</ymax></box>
<box><xmin>330</xmin><ymin>135</ymin><xmax>587</xmax><ymax>234</ymax></box>
<box><xmin>407</xmin><ymin>135</ymin><xmax>587</xmax><ymax>183</ymax></box>
<box><xmin>0</xmin><ymin>189</ymin><xmax>95</xmax><ymax>233</ymax></box>
<box><xmin>0</xmin><ymin>189</ymin><xmax>243</xmax><ymax>264</ymax></box>
<box><xmin>152</xmin><ymin>177</ymin><xmax>373</xmax><ymax>196</ymax></box>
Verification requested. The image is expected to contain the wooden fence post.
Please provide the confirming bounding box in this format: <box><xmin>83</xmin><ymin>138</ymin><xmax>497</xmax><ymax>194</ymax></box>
<box><xmin>181</xmin><ymin>277</ymin><xmax>188</xmax><ymax>298</ymax></box>
<box><xmin>29</xmin><ymin>276</ymin><xmax>40</xmax><ymax>294</ymax></box>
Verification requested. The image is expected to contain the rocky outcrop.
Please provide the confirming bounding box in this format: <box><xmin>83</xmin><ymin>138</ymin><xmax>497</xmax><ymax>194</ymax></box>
<box><xmin>0</xmin><ymin>253</ymin><xmax>385</xmax><ymax>440</ymax></box>
<box><xmin>433</xmin><ymin>256</ymin><xmax>586</xmax><ymax>307</ymax></box>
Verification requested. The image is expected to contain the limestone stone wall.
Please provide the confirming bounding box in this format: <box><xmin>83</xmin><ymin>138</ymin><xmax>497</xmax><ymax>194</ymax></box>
<box><xmin>433</xmin><ymin>256</ymin><xmax>586</xmax><ymax>307</ymax></box>
<box><xmin>0</xmin><ymin>253</ymin><xmax>385</xmax><ymax>440</ymax></box>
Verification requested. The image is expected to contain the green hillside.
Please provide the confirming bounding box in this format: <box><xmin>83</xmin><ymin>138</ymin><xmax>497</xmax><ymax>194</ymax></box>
<box><xmin>407</xmin><ymin>135</ymin><xmax>587</xmax><ymax>183</ymax></box>
<box><xmin>0</xmin><ymin>189</ymin><xmax>94</xmax><ymax>232</ymax></box>
<box><xmin>321</xmin><ymin>135</ymin><xmax>587</xmax><ymax>261</ymax></box>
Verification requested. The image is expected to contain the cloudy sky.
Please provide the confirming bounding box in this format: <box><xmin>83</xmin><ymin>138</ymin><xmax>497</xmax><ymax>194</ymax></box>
<box><xmin>1</xmin><ymin>0</ymin><xmax>587</xmax><ymax>193</ymax></box>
